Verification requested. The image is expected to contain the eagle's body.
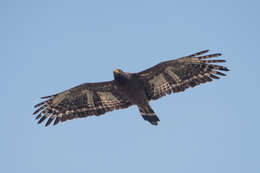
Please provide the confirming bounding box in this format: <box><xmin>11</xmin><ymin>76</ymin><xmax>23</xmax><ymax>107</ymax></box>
<box><xmin>113</xmin><ymin>70</ymin><xmax>159</xmax><ymax>124</ymax></box>
<box><xmin>33</xmin><ymin>50</ymin><xmax>229</xmax><ymax>126</ymax></box>
<box><xmin>114</xmin><ymin>71</ymin><xmax>146</xmax><ymax>105</ymax></box>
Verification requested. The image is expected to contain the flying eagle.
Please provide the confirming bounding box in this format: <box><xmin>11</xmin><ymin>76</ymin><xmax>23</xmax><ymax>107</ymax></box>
<box><xmin>33</xmin><ymin>50</ymin><xmax>229</xmax><ymax>126</ymax></box>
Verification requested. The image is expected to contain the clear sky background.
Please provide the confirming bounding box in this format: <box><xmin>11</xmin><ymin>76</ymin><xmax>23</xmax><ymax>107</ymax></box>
<box><xmin>2</xmin><ymin>0</ymin><xmax>260</xmax><ymax>173</ymax></box>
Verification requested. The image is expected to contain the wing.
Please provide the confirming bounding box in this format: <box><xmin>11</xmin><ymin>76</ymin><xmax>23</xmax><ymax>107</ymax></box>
<box><xmin>33</xmin><ymin>81</ymin><xmax>132</xmax><ymax>126</ymax></box>
<box><xmin>136</xmin><ymin>50</ymin><xmax>229</xmax><ymax>100</ymax></box>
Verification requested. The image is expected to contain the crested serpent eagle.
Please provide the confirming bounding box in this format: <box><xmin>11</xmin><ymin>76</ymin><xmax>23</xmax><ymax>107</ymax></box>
<box><xmin>33</xmin><ymin>50</ymin><xmax>229</xmax><ymax>126</ymax></box>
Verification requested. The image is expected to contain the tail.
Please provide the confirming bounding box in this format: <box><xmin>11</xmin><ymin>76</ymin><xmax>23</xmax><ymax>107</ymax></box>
<box><xmin>138</xmin><ymin>104</ymin><xmax>160</xmax><ymax>125</ymax></box>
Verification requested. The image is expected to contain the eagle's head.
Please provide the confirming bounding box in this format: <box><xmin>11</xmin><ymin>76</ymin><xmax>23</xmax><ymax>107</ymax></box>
<box><xmin>113</xmin><ymin>69</ymin><xmax>129</xmax><ymax>84</ymax></box>
<box><xmin>113</xmin><ymin>69</ymin><xmax>123</xmax><ymax>75</ymax></box>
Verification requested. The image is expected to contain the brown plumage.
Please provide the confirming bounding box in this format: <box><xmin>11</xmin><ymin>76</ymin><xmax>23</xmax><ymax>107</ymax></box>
<box><xmin>33</xmin><ymin>50</ymin><xmax>229</xmax><ymax>126</ymax></box>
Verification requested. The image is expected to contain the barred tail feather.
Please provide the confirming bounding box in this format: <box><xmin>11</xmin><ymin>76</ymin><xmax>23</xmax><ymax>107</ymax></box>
<box><xmin>138</xmin><ymin>105</ymin><xmax>160</xmax><ymax>125</ymax></box>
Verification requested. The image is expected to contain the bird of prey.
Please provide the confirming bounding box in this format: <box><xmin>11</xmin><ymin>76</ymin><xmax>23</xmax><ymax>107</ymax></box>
<box><xmin>33</xmin><ymin>50</ymin><xmax>229</xmax><ymax>126</ymax></box>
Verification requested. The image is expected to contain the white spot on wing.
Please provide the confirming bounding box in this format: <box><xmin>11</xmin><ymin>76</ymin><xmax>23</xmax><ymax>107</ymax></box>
<box><xmin>165</xmin><ymin>67</ymin><xmax>181</xmax><ymax>82</ymax></box>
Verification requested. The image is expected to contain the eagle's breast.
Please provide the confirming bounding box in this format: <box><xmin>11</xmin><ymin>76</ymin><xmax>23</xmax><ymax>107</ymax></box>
<box><xmin>115</xmin><ymin>73</ymin><xmax>148</xmax><ymax>106</ymax></box>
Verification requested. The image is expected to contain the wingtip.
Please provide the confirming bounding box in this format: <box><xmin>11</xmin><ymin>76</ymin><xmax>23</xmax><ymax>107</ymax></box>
<box><xmin>41</xmin><ymin>96</ymin><xmax>52</xmax><ymax>99</ymax></box>
<box><xmin>200</xmin><ymin>49</ymin><xmax>210</xmax><ymax>54</ymax></box>
<box><xmin>53</xmin><ymin>117</ymin><xmax>60</xmax><ymax>126</ymax></box>
<box><xmin>45</xmin><ymin>118</ymin><xmax>54</xmax><ymax>127</ymax></box>
<box><xmin>34</xmin><ymin>101</ymin><xmax>45</xmax><ymax>108</ymax></box>
<box><xmin>33</xmin><ymin>110</ymin><xmax>38</xmax><ymax>115</ymax></box>
<box><xmin>41</xmin><ymin>94</ymin><xmax>57</xmax><ymax>99</ymax></box>
<box><xmin>35</xmin><ymin>114</ymin><xmax>41</xmax><ymax>120</ymax></box>
<box><xmin>221</xmin><ymin>66</ymin><xmax>230</xmax><ymax>71</ymax></box>
<box><xmin>37</xmin><ymin>116</ymin><xmax>47</xmax><ymax>124</ymax></box>
<box><xmin>190</xmin><ymin>50</ymin><xmax>210</xmax><ymax>57</ymax></box>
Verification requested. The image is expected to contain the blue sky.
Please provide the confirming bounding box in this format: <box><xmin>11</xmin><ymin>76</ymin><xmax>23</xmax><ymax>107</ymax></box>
<box><xmin>2</xmin><ymin>0</ymin><xmax>260</xmax><ymax>172</ymax></box>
